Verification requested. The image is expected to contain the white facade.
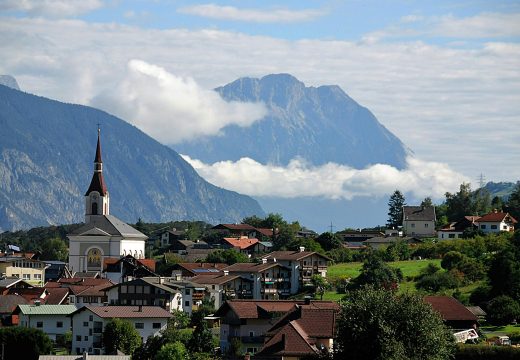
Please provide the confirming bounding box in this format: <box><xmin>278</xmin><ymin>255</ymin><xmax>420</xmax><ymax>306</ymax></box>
<box><xmin>478</xmin><ymin>220</ymin><xmax>513</xmax><ymax>233</ymax></box>
<box><xmin>438</xmin><ymin>231</ymin><xmax>463</xmax><ymax>240</ymax></box>
<box><xmin>402</xmin><ymin>220</ymin><xmax>435</xmax><ymax>236</ymax></box>
<box><xmin>19</xmin><ymin>313</ymin><xmax>72</xmax><ymax>341</ymax></box>
<box><xmin>71</xmin><ymin>307</ymin><xmax>170</xmax><ymax>355</ymax></box>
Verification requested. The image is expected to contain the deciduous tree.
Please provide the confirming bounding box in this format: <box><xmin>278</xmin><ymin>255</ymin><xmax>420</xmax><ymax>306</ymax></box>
<box><xmin>103</xmin><ymin>318</ymin><xmax>141</xmax><ymax>355</ymax></box>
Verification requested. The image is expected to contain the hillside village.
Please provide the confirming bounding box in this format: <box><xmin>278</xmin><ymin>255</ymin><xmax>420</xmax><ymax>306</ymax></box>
<box><xmin>1</xmin><ymin>132</ymin><xmax>520</xmax><ymax>360</ymax></box>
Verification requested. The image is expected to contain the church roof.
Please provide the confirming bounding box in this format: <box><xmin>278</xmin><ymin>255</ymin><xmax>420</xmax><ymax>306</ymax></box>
<box><xmin>85</xmin><ymin>131</ymin><xmax>108</xmax><ymax>196</ymax></box>
<box><xmin>69</xmin><ymin>215</ymin><xmax>147</xmax><ymax>239</ymax></box>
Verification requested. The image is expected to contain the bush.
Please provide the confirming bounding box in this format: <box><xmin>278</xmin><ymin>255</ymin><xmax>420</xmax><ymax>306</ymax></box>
<box><xmin>486</xmin><ymin>295</ymin><xmax>520</xmax><ymax>326</ymax></box>
<box><xmin>469</xmin><ymin>284</ymin><xmax>492</xmax><ymax>306</ymax></box>
<box><xmin>416</xmin><ymin>270</ymin><xmax>461</xmax><ymax>292</ymax></box>
<box><xmin>0</xmin><ymin>327</ymin><xmax>53</xmax><ymax>360</ymax></box>
<box><xmin>455</xmin><ymin>344</ymin><xmax>520</xmax><ymax>360</ymax></box>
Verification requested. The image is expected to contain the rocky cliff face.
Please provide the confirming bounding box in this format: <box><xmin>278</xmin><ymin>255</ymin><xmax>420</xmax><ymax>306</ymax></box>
<box><xmin>176</xmin><ymin>74</ymin><xmax>409</xmax><ymax>169</ymax></box>
<box><xmin>0</xmin><ymin>84</ymin><xmax>264</xmax><ymax>231</ymax></box>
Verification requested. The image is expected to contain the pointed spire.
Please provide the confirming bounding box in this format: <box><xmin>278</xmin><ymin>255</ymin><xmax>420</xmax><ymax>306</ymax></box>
<box><xmin>85</xmin><ymin>128</ymin><xmax>108</xmax><ymax>196</ymax></box>
<box><xmin>95</xmin><ymin>126</ymin><xmax>102</xmax><ymax>164</ymax></box>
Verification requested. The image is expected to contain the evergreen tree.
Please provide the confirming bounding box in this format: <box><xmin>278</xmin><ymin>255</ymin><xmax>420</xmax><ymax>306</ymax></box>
<box><xmin>506</xmin><ymin>183</ymin><xmax>520</xmax><ymax>221</ymax></box>
<box><xmin>445</xmin><ymin>183</ymin><xmax>475</xmax><ymax>221</ymax></box>
<box><xmin>387</xmin><ymin>190</ymin><xmax>405</xmax><ymax>229</ymax></box>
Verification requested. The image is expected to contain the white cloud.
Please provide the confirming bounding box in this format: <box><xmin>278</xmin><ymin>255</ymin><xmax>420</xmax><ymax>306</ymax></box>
<box><xmin>0</xmin><ymin>17</ymin><xmax>519</xmax><ymax>180</ymax></box>
<box><xmin>91</xmin><ymin>60</ymin><xmax>267</xmax><ymax>144</ymax></box>
<box><xmin>0</xmin><ymin>0</ymin><xmax>104</xmax><ymax>18</ymax></box>
<box><xmin>177</xmin><ymin>4</ymin><xmax>327</xmax><ymax>23</ymax></box>
<box><xmin>434</xmin><ymin>12</ymin><xmax>520</xmax><ymax>38</ymax></box>
<box><xmin>183</xmin><ymin>155</ymin><xmax>468</xmax><ymax>201</ymax></box>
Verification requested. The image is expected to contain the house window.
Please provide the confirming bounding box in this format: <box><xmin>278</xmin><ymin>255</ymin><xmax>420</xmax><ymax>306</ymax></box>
<box><xmin>449</xmin><ymin>234</ymin><xmax>456</xmax><ymax>239</ymax></box>
<box><xmin>249</xmin><ymin>331</ymin><xmax>255</xmax><ymax>337</ymax></box>
<box><xmin>84</xmin><ymin>336</ymin><xmax>88</xmax><ymax>341</ymax></box>
<box><xmin>503</xmin><ymin>225</ymin><xmax>508</xmax><ymax>230</ymax></box>
<box><xmin>34</xmin><ymin>274</ymin><xmax>42</xmax><ymax>279</ymax></box>
<box><xmin>185</xmin><ymin>289</ymin><xmax>190</xmax><ymax>295</ymax></box>
<box><xmin>481</xmin><ymin>225</ymin><xmax>486</xmax><ymax>229</ymax></box>
<box><xmin>424</xmin><ymin>223</ymin><xmax>429</xmax><ymax>228</ymax></box>
<box><xmin>23</xmin><ymin>274</ymin><xmax>31</xmax><ymax>280</ymax></box>
<box><xmin>185</xmin><ymin>301</ymin><xmax>190</xmax><ymax>307</ymax></box>
<box><xmin>89</xmin><ymin>315</ymin><xmax>93</xmax><ymax>321</ymax></box>
<box><xmin>135</xmin><ymin>323</ymin><xmax>144</xmax><ymax>329</ymax></box>
<box><xmin>57</xmin><ymin>321</ymin><xmax>63</xmax><ymax>328</ymax></box>
<box><xmin>121</xmin><ymin>285</ymin><xmax>127</xmax><ymax>293</ymax></box>
<box><xmin>83</xmin><ymin>322</ymin><xmax>89</xmax><ymax>327</ymax></box>
<box><xmin>135</xmin><ymin>285</ymin><xmax>143</xmax><ymax>294</ymax></box>
<box><xmin>76</xmin><ymin>348</ymin><xmax>80</xmax><ymax>354</ymax></box>
<box><xmin>153</xmin><ymin>323</ymin><xmax>161</xmax><ymax>329</ymax></box>
<box><xmin>76</xmin><ymin>336</ymin><xmax>81</xmax><ymax>341</ymax></box>
<box><xmin>411</xmin><ymin>223</ymin><xmax>415</xmax><ymax>228</ymax></box>
<box><xmin>491</xmin><ymin>225</ymin><xmax>498</xmax><ymax>230</ymax></box>
<box><xmin>128</xmin><ymin>286</ymin><xmax>135</xmax><ymax>293</ymax></box>
<box><xmin>36</xmin><ymin>321</ymin><xmax>43</xmax><ymax>328</ymax></box>
<box><xmin>247</xmin><ymin>348</ymin><xmax>257</xmax><ymax>354</ymax></box>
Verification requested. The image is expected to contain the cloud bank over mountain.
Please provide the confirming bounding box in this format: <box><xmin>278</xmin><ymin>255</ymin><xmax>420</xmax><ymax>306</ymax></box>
<box><xmin>91</xmin><ymin>60</ymin><xmax>267</xmax><ymax>144</ymax></box>
<box><xmin>183</xmin><ymin>155</ymin><xmax>468</xmax><ymax>201</ymax></box>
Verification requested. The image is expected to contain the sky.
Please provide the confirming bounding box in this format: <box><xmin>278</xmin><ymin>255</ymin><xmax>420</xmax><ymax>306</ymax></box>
<box><xmin>1</xmin><ymin>0</ymin><xmax>519</xmax><ymax>220</ymax></box>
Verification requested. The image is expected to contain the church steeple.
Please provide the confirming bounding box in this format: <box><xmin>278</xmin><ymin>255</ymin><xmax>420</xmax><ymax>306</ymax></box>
<box><xmin>85</xmin><ymin>128</ymin><xmax>110</xmax><ymax>222</ymax></box>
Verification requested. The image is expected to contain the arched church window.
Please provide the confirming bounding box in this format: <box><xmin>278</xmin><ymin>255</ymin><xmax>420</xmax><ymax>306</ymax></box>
<box><xmin>91</xmin><ymin>202</ymin><xmax>98</xmax><ymax>215</ymax></box>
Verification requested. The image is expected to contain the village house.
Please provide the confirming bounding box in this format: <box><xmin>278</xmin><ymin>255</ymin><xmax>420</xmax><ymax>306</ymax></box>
<box><xmin>402</xmin><ymin>205</ymin><xmax>436</xmax><ymax>237</ymax></box>
<box><xmin>0</xmin><ymin>254</ymin><xmax>49</xmax><ymax>286</ymax></box>
<box><xmin>363</xmin><ymin>236</ymin><xmax>422</xmax><ymax>249</ymax></box>
<box><xmin>424</xmin><ymin>296</ymin><xmax>479</xmax><ymax>330</ymax></box>
<box><xmin>255</xmin><ymin>300</ymin><xmax>340</xmax><ymax>359</ymax></box>
<box><xmin>476</xmin><ymin>210</ymin><xmax>517</xmax><ymax>234</ymax></box>
<box><xmin>15</xmin><ymin>304</ymin><xmax>78</xmax><ymax>342</ymax></box>
<box><xmin>215</xmin><ymin>299</ymin><xmax>338</xmax><ymax>356</ymax></box>
<box><xmin>70</xmin><ymin>305</ymin><xmax>171</xmax><ymax>355</ymax></box>
<box><xmin>159</xmin><ymin>228</ymin><xmax>185</xmax><ymax>247</ymax></box>
<box><xmin>103</xmin><ymin>255</ymin><xmax>157</xmax><ymax>283</ymax></box>
<box><xmin>261</xmin><ymin>248</ymin><xmax>330</xmax><ymax>294</ymax></box>
<box><xmin>221</xmin><ymin>236</ymin><xmax>259</xmax><ymax>256</ymax></box>
<box><xmin>224</xmin><ymin>262</ymin><xmax>291</xmax><ymax>300</ymax></box>
<box><xmin>171</xmin><ymin>262</ymin><xmax>227</xmax><ymax>278</ymax></box>
<box><xmin>438</xmin><ymin>216</ymin><xmax>480</xmax><ymax>240</ymax></box>
<box><xmin>190</xmin><ymin>273</ymin><xmax>254</xmax><ymax>309</ymax></box>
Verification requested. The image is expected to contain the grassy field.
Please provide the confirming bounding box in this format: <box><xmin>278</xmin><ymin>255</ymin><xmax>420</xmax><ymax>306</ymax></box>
<box><xmin>322</xmin><ymin>259</ymin><xmax>484</xmax><ymax>302</ymax></box>
<box><xmin>327</xmin><ymin>259</ymin><xmax>442</xmax><ymax>281</ymax></box>
<box><xmin>481</xmin><ymin>324</ymin><xmax>520</xmax><ymax>337</ymax></box>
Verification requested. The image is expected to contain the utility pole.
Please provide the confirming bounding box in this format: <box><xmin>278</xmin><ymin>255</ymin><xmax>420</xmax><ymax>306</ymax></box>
<box><xmin>477</xmin><ymin>173</ymin><xmax>486</xmax><ymax>189</ymax></box>
<box><xmin>329</xmin><ymin>221</ymin><xmax>335</xmax><ymax>234</ymax></box>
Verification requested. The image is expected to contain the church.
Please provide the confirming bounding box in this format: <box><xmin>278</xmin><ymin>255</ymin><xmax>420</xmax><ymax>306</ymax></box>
<box><xmin>68</xmin><ymin>130</ymin><xmax>147</xmax><ymax>274</ymax></box>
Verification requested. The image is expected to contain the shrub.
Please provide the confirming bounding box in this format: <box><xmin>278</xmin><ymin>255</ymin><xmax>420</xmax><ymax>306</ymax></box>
<box><xmin>455</xmin><ymin>344</ymin><xmax>520</xmax><ymax>360</ymax></box>
<box><xmin>416</xmin><ymin>270</ymin><xmax>461</xmax><ymax>292</ymax></box>
<box><xmin>486</xmin><ymin>295</ymin><xmax>520</xmax><ymax>326</ymax></box>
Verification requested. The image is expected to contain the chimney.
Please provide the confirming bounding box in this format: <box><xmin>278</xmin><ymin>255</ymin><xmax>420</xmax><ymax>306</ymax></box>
<box><xmin>138</xmin><ymin>305</ymin><xmax>143</xmax><ymax>312</ymax></box>
<box><xmin>262</xmin><ymin>258</ymin><xmax>267</xmax><ymax>264</ymax></box>
<box><xmin>83</xmin><ymin>351</ymin><xmax>88</xmax><ymax>360</ymax></box>
<box><xmin>223</xmin><ymin>270</ymin><xmax>229</xmax><ymax>276</ymax></box>
<box><xmin>494</xmin><ymin>208</ymin><xmax>498</xmax><ymax>213</ymax></box>
<box><xmin>299</xmin><ymin>246</ymin><xmax>305</xmax><ymax>253</ymax></box>
<box><xmin>34</xmin><ymin>300</ymin><xmax>41</xmax><ymax>306</ymax></box>
<box><xmin>304</xmin><ymin>296</ymin><xmax>311</xmax><ymax>305</ymax></box>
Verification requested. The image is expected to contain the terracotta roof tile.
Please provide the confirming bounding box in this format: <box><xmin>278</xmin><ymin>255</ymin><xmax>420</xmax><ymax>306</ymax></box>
<box><xmin>222</xmin><ymin>237</ymin><xmax>259</xmax><ymax>250</ymax></box>
<box><xmin>424</xmin><ymin>296</ymin><xmax>478</xmax><ymax>322</ymax></box>
<box><xmin>477</xmin><ymin>211</ymin><xmax>517</xmax><ymax>224</ymax></box>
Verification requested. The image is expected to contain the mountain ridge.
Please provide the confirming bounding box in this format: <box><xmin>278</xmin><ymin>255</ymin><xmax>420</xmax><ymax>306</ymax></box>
<box><xmin>175</xmin><ymin>73</ymin><xmax>410</xmax><ymax>169</ymax></box>
<box><xmin>0</xmin><ymin>84</ymin><xmax>264</xmax><ymax>231</ymax></box>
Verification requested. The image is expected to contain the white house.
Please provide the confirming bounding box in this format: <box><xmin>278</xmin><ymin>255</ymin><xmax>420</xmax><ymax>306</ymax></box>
<box><xmin>70</xmin><ymin>305</ymin><xmax>172</xmax><ymax>355</ymax></box>
<box><xmin>402</xmin><ymin>206</ymin><xmax>436</xmax><ymax>237</ymax></box>
<box><xmin>15</xmin><ymin>304</ymin><xmax>78</xmax><ymax>341</ymax></box>
<box><xmin>476</xmin><ymin>211</ymin><xmax>517</xmax><ymax>234</ymax></box>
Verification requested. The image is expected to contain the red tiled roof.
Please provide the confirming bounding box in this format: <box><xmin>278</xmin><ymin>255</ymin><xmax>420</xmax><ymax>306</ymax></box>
<box><xmin>224</xmin><ymin>262</ymin><xmax>288</xmax><ymax>273</ymax></box>
<box><xmin>477</xmin><ymin>212</ymin><xmax>517</xmax><ymax>224</ymax></box>
<box><xmin>138</xmin><ymin>259</ymin><xmax>156</xmax><ymax>272</ymax></box>
<box><xmin>222</xmin><ymin>237</ymin><xmax>259</xmax><ymax>250</ymax></box>
<box><xmin>215</xmin><ymin>300</ymin><xmax>302</xmax><ymax>319</ymax></box>
<box><xmin>58</xmin><ymin>278</ymin><xmax>113</xmax><ymax>287</ymax></box>
<box><xmin>44</xmin><ymin>287</ymin><xmax>69</xmax><ymax>305</ymax></box>
<box><xmin>190</xmin><ymin>274</ymin><xmax>249</xmax><ymax>285</ymax></box>
<box><xmin>76</xmin><ymin>284</ymin><xmax>112</xmax><ymax>297</ymax></box>
<box><xmin>84</xmin><ymin>305</ymin><xmax>172</xmax><ymax>319</ymax></box>
<box><xmin>0</xmin><ymin>294</ymin><xmax>29</xmax><ymax>314</ymax></box>
<box><xmin>213</xmin><ymin>224</ymin><xmax>257</xmax><ymax>231</ymax></box>
<box><xmin>175</xmin><ymin>262</ymin><xmax>228</xmax><ymax>272</ymax></box>
<box><xmin>424</xmin><ymin>296</ymin><xmax>478</xmax><ymax>321</ymax></box>
<box><xmin>260</xmin><ymin>321</ymin><xmax>317</xmax><ymax>356</ymax></box>
<box><xmin>6</xmin><ymin>287</ymin><xmax>47</xmax><ymax>302</ymax></box>
<box><xmin>256</xmin><ymin>228</ymin><xmax>274</xmax><ymax>237</ymax></box>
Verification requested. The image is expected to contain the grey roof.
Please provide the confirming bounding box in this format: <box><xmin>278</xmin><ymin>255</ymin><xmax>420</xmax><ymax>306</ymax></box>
<box><xmin>69</xmin><ymin>215</ymin><xmax>147</xmax><ymax>239</ymax></box>
<box><xmin>16</xmin><ymin>304</ymin><xmax>78</xmax><ymax>315</ymax></box>
<box><xmin>0</xmin><ymin>294</ymin><xmax>29</xmax><ymax>313</ymax></box>
<box><xmin>259</xmin><ymin>241</ymin><xmax>273</xmax><ymax>247</ymax></box>
<box><xmin>0</xmin><ymin>277</ymin><xmax>23</xmax><ymax>288</ymax></box>
<box><xmin>402</xmin><ymin>206</ymin><xmax>436</xmax><ymax>221</ymax></box>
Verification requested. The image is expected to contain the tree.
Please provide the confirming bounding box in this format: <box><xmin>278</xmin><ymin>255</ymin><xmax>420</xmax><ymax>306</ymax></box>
<box><xmin>315</xmin><ymin>232</ymin><xmax>342</xmax><ymax>251</ymax></box>
<box><xmin>349</xmin><ymin>254</ymin><xmax>402</xmax><ymax>290</ymax></box>
<box><xmin>311</xmin><ymin>274</ymin><xmax>327</xmax><ymax>300</ymax></box>
<box><xmin>335</xmin><ymin>286</ymin><xmax>456</xmax><ymax>360</ymax></box>
<box><xmin>421</xmin><ymin>197</ymin><xmax>433</xmax><ymax>207</ymax></box>
<box><xmin>188</xmin><ymin>320</ymin><xmax>214</xmax><ymax>354</ymax></box>
<box><xmin>384</xmin><ymin>240</ymin><xmax>411</xmax><ymax>261</ymax></box>
<box><xmin>205</xmin><ymin>249</ymin><xmax>250</xmax><ymax>265</ymax></box>
<box><xmin>488</xmin><ymin>250</ymin><xmax>520</xmax><ymax>299</ymax></box>
<box><xmin>486</xmin><ymin>295</ymin><xmax>520</xmax><ymax>326</ymax></box>
<box><xmin>38</xmin><ymin>237</ymin><xmax>68</xmax><ymax>261</ymax></box>
<box><xmin>445</xmin><ymin>183</ymin><xmax>475</xmax><ymax>221</ymax></box>
<box><xmin>506</xmin><ymin>183</ymin><xmax>520</xmax><ymax>221</ymax></box>
<box><xmin>103</xmin><ymin>318</ymin><xmax>142</xmax><ymax>355</ymax></box>
<box><xmin>387</xmin><ymin>190</ymin><xmax>405</xmax><ymax>229</ymax></box>
<box><xmin>0</xmin><ymin>327</ymin><xmax>53</xmax><ymax>360</ymax></box>
<box><xmin>155</xmin><ymin>341</ymin><xmax>187</xmax><ymax>360</ymax></box>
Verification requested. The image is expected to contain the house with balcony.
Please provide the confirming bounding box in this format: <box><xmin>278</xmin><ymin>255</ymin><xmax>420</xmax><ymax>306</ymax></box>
<box><xmin>171</xmin><ymin>262</ymin><xmax>227</xmax><ymax>279</ymax></box>
<box><xmin>256</xmin><ymin>301</ymin><xmax>340</xmax><ymax>360</ymax></box>
<box><xmin>476</xmin><ymin>210</ymin><xmax>517</xmax><ymax>234</ymax></box>
<box><xmin>70</xmin><ymin>305</ymin><xmax>172</xmax><ymax>355</ymax></box>
<box><xmin>402</xmin><ymin>206</ymin><xmax>436</xmax><ymax>237</ymax></box>
<box><xmin>190</xmin><ymin>273</ymin><xmax>254</xmax><ymax>309</ymax></box>
<box><xmin>15</xmin><ymin>304</ymin><xmax>78</xmax><ymax>342</ymax></box>
<box><xmin>221</xmin><ymin>236</ymin><xmax>259</xmax><ymax>256</ymax></box>
<box><xmin>224</xmin><ymin>261</ymin><xmax>291</xmax><ymax>300</ymax></box>
<box><xmin>159</xmin><ymin>228</ymin><xmax>186</xmax><ymax>247</ymax></box>
<box><xmin>261</xmin><ymin>248</ymin><xmax>330</xmax><ymax>294</ymax></box>
<box><xmin>215</xmin><ymin>299</ymin><xmax>338</xmax><ymax>356</ymax></box>
<box><xmin>438</xmin><ymin>216</ymin><xmax>480</xmax><ymax>240</ymax></box>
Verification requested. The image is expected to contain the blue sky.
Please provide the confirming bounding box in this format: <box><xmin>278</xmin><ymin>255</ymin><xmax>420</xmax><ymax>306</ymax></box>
<box><xmin>1</xmin><ymin>0</ymin><xmax>519</xmax><ymax>215</ymax></box>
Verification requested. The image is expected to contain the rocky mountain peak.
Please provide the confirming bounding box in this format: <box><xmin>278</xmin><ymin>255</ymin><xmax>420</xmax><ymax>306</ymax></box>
<box><xmin>0</xmin><ymin>75</ymin><xmax>20</xmax><ymax>91</ymax></box>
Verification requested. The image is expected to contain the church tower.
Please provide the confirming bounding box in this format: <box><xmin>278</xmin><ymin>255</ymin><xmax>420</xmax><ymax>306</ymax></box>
<box><xmin>84</xmin><ymin>128</ymin><xmax>110</xmax><ymax>223</ymax></box>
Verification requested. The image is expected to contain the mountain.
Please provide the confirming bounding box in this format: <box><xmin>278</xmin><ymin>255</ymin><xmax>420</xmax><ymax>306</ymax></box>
<box><xmin>176</xmin><ymin>74</ymin><xmax>409</xmax><ymax>169</ymax></box>
<box><xmin>0</xmin><ymin>84</ymin><xmax>264</xmax><ymax>231</ymax></box>
<box><xmin>0</xmin><ymin>75</ymin><xmax>20</xmax><ymax>91</ymax></box>
<box><xmin>483</xmin><ymin>181</ymin><xmax>518</xmax><ymax>200</ymax></box>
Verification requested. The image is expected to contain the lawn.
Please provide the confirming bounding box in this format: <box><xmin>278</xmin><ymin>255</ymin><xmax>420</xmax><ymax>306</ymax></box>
<box><xmin>327</xmin><ymin>259</ymin><xmax>442</xmax><ymax>281</ymax></box>
<box><xmin>481</xmin><ymin>324</ymin><xmax>520</xmax><ymax>337</ymax></box>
